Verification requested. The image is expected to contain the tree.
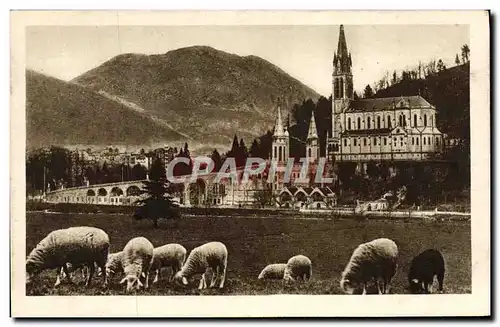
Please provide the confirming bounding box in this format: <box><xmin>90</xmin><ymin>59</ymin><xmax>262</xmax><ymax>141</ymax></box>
<box><xmin>461</xmin><ymin>44</ymin><xmax>470</xmax><ymax>63</ymax></box>
<box><xmin>455</xmin><ymin>54</ymin><xmax>461</xmax><ymax>65</ymax></box>
<box><xmin>391</xmin><ymin>70</ymin><xmax>398</xmax><ymax>85</ymax></box>
<box><xmin>363</xmin><ymin>84</ymin><xmax>374</xmax><ymax>98</ymax></box>
<box><xmin>211</xmin><ymin>149</ymin><xmax>222</xmax><ymax>172</ymax></box>
<box><xmin>353</xmin><ymin>91</ymin><xmax>360</xmax><ymax>100</ymax></box>
<box><xmin>134</xmin><ymin>158</ymin><xmax>180</xmax><ymax>228</ymax></box>
<box><xmin>249</xmin><ymin>139</ymin><xmax>260</xmax><ymax>157</ymax></box>
<box><xmin>253</xmin><ymin>183</ymin><xmax>274</xmax><ymax>208</ymax></box>
<box><xmin>131</xmin><ymin>163</ymin><xmax>147</xmax><ymax>180</ymax></box>
<box><xmin>437</xmin><ymin>59</ymin><xmax>446</xmax><ymax>72</ymax></box>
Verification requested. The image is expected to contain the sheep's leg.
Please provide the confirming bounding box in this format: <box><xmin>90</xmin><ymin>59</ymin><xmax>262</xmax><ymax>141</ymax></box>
<box><xmin>101</xmin><ymin>264</ymin><xmax>108</xmax><ymax>288</ymax></box>
<box><xmin>170</xmin><ymin>265</ymin><xmax>179</xmax><ymax>282</ymax></box>
<box><xmin>437</xmin><ymin>272</ymin><xmax>444</xmax><ymax>292</ymax></box>
<box><xmin>153</xmin><ymin>269</ymin><xmax>160</xmax><ymax>284</ymax></box>
<box><xmin>54</xmin><ymin>267</ymin><xmax>64</xmax><ymax>287</ymax></box>
<box><xmin>218</xmin><ymin>264</ymin><xmax>227</xmax><ymax>289</ymax></box>
<box><xmin>382</xmin><ymin>278</ymin><xmax>388</xmax><ymax>294</ymax></box>
<box><xmin>85</xmin><ymin>263</ymin><xmax>95</xmax><ymax>287</ymax></box>
<box><xmin>144</xmin><ymin>268</ymin><xmax>150</xmax><ymax>289</ymax></box>
<box><xmin>209</xmin><ymin>266</ymin><xmax>218</xmax><ymax>288</ymax></box>
<box><xmin>62</xmin><ymin>264</ymin><xmax>73</xmax><ymax>284</ymax></box>
<box><xmin>376</xmin><ymin>280</ymin><xmax>383</xmax><ymax>295</ymax></box>
<box><xmin>423</xmin><ymin>281</ymin><xmax>430</xmax><ymax>294</ymax></box>
<box><xmin>303</xmin><ymin>269</ymin><xmax>311</xmax><ymax>281</ymax></box>
<box><xmin>198</xmin><ymin>272</ymin><xmax>207</xmax><ymax>290</ymax></box>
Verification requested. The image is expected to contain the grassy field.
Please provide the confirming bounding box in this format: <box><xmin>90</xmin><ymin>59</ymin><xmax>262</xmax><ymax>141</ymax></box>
<box><xmin>25</xmin><ymin>212</ymin><xmax>471</xmax><ymax>296</ymax></box>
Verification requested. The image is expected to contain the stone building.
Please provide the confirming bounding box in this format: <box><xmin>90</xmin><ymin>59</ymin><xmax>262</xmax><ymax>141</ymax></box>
<box><xmin>327</xmin><ymin>25</ymin><xmax>445</xmax><ymax>162</ymax></box>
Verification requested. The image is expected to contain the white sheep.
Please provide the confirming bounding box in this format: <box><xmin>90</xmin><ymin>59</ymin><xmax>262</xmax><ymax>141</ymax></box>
<box><xmin>119</xmin><ymin>237</ymin><xmax>154</xmax><ymax>293</ymax></box>
<box><xmin>258</xmin><ymin>263</ymin><xmax>287</xmax><ymax>280</ymax></box>
<box><xmin>283</xmin><ymin>255</ymin><xmax>312</xmax><ymax>282</ymax></box>
<box><xmin>173</xmin><ymin>241</ymin><xmax>228</xmax><ymax>290</ymax></box>
<box><xmin>25</xmin><ymin>226</ymin><xmax>110</xmax><ymax>288</ymax></box>
<box><xmin>340</xmin><ymin>238</ymin><xmax>398</xmax><ymax>295</ymax></box>
<box><xmin>150</xmin><ymin>243</ymin><xmax>187</xmax><ymax>284</ymax></box>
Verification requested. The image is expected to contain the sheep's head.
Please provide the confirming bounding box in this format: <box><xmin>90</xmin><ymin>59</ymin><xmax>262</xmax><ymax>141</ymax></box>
<box><xmin>120</xmin><ymin>274</ymin><xmax>143</xmax><ymax>293</ymax></box>
<box><xmin>173</xmin><ymin>271</ymin><xmax>188</xmax><ymax>286</ymax></box>
<box><xmin>25</xmin><ymin>261</ymin><xmax>40</xmax><ymax>284</ymax></box>
<box><xmin>408</xmin><ymin>278</ymin><xmax>424</xmax><ymax>294</ymax></box>
<box><xmin>340</xmin><ymin>278</ymin><xmax>357</xmax><ymax>295</ymax></box>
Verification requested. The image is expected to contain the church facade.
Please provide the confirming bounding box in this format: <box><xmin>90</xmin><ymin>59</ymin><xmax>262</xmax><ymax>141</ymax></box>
<box><xmin>271</xmin><ymin>25</ymin><xmax>446</xmax><ymax>167</ymax></box>
<box><xmin>327</xmin><ymin>25</ymin><xmax>445</xmax><ymax>162</ymax></box>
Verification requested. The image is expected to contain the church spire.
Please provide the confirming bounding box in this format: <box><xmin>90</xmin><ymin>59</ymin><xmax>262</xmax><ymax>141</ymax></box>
<box><xmin>273</xmin><ymin>101</ymin><xmax>284</xmax><ymax>137</ymax></box>
<box><xmin>307</xmin><ymin>112</ymin><xmax>318</xmax><ymax>140</ymax></box>
<box><xmin>334</xmin><ymin>25</ymin><xmax>352</xmax><ymax>74</ymax></box>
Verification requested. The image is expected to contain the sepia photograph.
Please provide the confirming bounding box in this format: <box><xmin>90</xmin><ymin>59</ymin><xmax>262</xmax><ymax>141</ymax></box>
<box><xmin>10</xmin><ymin>10</ymin><xmax>490</xmax><ymax>317</ymax></box>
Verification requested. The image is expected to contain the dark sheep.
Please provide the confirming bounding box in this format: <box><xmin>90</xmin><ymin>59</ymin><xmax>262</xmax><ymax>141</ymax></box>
<box><xmin>408</xmin><ymin>249</ymin><xmax>445</xmax><ymax>294</ymax></box>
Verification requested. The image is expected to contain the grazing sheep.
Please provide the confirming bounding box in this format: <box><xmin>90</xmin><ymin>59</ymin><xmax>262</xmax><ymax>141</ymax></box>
<box><xmin>25</xmin><ymin>226</ymin><xmax>110</xmax><ymax>288</ymax></box>
<box><xmin>173</xmin><ymin>241</ymin><xmax>228</xmax><ymax>290</ymax></box>
<box><xmin>408</xmin><ymin>249</ymin><xmax>445</xmax><ymax>294</ymax></box>
<box><xmin>283</xmin><ymin>255</ymin><xmax>312</xmax><ymax>282</ymax></box>
<box><xmin>340</xmin><ymin>238</ymin><xmax>398</xmax><ymax>295</ymax></box>
<box><xmin>258</xmin><ymin>263</ymin><xmax>286</xmax><ymax>280</ymax></box>
<box><xmin>150</xmin><ymin>243</ymin><xmax>187</xmax><ymax>284</ymax></box>
<box><xmin>119</xmin><ymin>237</ymin><xmax>154</xmax><ymax>293</ymax></box>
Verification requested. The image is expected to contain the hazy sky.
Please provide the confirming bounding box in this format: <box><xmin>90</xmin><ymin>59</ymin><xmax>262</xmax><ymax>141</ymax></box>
<box><xmin>26</xmin><ymin>24</ymin><xmax>469</xmax><ymax>96</ymax></box>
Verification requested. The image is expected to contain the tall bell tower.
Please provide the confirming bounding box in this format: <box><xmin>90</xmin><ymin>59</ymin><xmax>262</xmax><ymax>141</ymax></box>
<box><xmin>328</xmin><ymin>25</ymin><xmax>353</xmax><ymax>161</ymax></box>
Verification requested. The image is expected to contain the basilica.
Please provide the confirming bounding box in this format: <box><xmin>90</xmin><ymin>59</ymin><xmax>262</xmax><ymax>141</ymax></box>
<box><xmin>272</xmin><ymin>25</ymin><xmax>445</xmax><ymax>165</ymax></box>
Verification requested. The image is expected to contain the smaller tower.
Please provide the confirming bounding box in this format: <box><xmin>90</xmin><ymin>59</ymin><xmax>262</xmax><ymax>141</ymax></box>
<box><xmin>271</xmin><ymin>101</ymin><xmax>289</xmax><ymax>164</ymax></box>
<box><xmin>306</xmin><ymin>112</ymin><xmax>319</xmax><ymax>163</ymax></box>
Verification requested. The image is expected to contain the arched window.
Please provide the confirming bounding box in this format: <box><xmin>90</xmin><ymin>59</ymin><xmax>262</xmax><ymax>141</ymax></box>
<box><xmin>274</xmin><ymin>146</ymin><xmax>277</xmax><ymax>159</ymax></box>
<box><xmin>423</xmin><ymin>137</ymin><xmax>426</xmax><ymax>145</ymax></box>
<box><xmin>347</xmin><ymin>117</ymin><xmax>351</xmax><ymax>130</ymax></box>
<box><xmin>344</xmin><ymin>139</ymin><xmax>347</xmax><ymax>146</ymax></box>
<box><xmin>339</xmin><ymin>78</ymin><xmax>344</xmax><ymax>98</ymax></box>
<box><xmin>424</xmin><ymin>114</ymin><xmax>428</xmax><ymax>127</ymax></box>
<box><xmin>278</xmin><ymin>146</ymin><xmax>282</xmax><ymax>161</ymax></box>
<box><xmin>387</xmin><ymin>115</ymin><xmax>392</xmax><ymax>129</ymax></box>
<box><xmin>413</xmin><ymin>114</ymin><xmax>418</xmax><ymax>127</ymax></box>
<box><xmin>377</xmin><ymin>116</ymin><xmax>381</xmax><ymax>129</ymax></box>
<box><xmin>374</xmin><ymin>138</ymin><xmax>378</xmax><ymax>146</ymax></box>
<box><xmin>354</xmin><ymin>139</ymin><xmax>357</xmax><ymax>146</ymax></box>
<box><xmin>412</xmin><ymin>137</ymin><xmax>415</xmax><ymax>145</ymax></box>
<box><xmin>357</xmin><ymin>117</ymin><xmax>361</xmax><ymax>130</ymax></box>
<box><xmin>416</xmin><ymin>137</ymin><xmax>419</xmax><ymax>146</ymax></box>
<box><xmin>363</xmin><ymin>138</ymin><xmax>367</xmax><ymax>146</ymax></box>
<box><xmin>367</xmin><ymin>117</ymin><xmax>371</xmax><ymax>129</ymax></box>
<box><xmin>308</xmin><ymin>148</ymin><xmax>312</xmax><ymax>157</ymax></box>
<box><xmin>436</xmin><ymin>137</ymin><xmax>440</xmax><ymax>145</ymax></box>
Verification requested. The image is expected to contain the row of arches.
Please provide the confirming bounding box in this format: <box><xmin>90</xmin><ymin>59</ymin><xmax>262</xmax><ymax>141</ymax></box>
<box><xmin>85</xmin><ymin>185</ymin><xmax>141</xmax><ymax>197</ymax></box>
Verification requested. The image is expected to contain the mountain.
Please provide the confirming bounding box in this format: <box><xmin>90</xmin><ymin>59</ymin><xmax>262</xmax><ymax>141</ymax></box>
<box><xmin>373</xmin><ymin>63</ymin><xmax>470</xmax><ymax>140</ymax></box>
<box><xmin>26</xmin><ymin>69</ymin><xmax>188</xmax><ymax>150</ymax></box>
<box><xmin>72</xmin><ymin>46</ymin><xmax>321</xmax><ymax>153</ymax></box>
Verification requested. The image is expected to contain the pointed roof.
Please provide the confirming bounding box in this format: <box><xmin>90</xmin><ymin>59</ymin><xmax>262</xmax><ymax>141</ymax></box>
<box><xmin>307</xmin><ymin>112</ymin><xmax>318</xmax><ymax>140</ymax></box>
<box><xmin>273</xmin><ymin>104</ymin><xmax>285</xmax><ymax>137</ymax></box>
<box><xmin>334</xmin><ymin>25</ymin><xmax>352</xmax><ymax>75</ymax></box>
